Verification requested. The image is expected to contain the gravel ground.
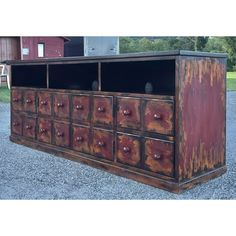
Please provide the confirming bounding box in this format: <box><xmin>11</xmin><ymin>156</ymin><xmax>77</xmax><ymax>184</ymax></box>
<box><xmin>0</xmin><ymin>92</ymin><xmax>235</xmax><ymax>199</ymax></box>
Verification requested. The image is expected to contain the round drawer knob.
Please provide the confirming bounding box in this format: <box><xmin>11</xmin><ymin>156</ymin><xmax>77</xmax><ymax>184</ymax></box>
<box><xmin>97</xmin><ymin>141</ymin><xmax>105</xmax><ymax>147</ymax></box>
<box><xmin>57</xmin><ymin>103</ymin><xmax>64</xmax><ymax>107</ymax></box>
<box><xmin>123</xmin><ymin>146</ymin><xmax>131</xmax><ymax>153</ymax></box>
<box><xmin>40</xmin><ymin>100</ymin><xmax>47</xmax><ymax>105</ymax></box>
<box><xmin>26</xmin><ymin>99</ymin><xmax>32</xmax><ymax>104</ymax></box>
<box><xmin>40</xmin><ymin>128</ymin><xmax>47</xmax><ymax>133</ymax></box>
<box><xmin>76</xmin><ymin>136</ymin><xmax>84</xmax><ymax>142</ymax></box>
<box><xmin>153</xmin><ymin>113</ymin><xmax>161</xmax><ymax>120</ymax></box>
<box><xmin>153</xmin><ymin>154</ymin><xmax>161</xmax><ymax>160</ymax></box>
<box><xmin>13</xmin><ymin>122</ymin><xmax>19</xmax><ymax>126</ymax></box>
<box><xmin>76</xmin><ymin>104</ymin><xmax>83</xmax><ymax>110</ymax></box>
<box><xmin>123</xmin><ymin>109</ymin><xmax>131</xmax><ymax>116</ymax></box>
<box><xmin>25</xmin><ymin>125</ymin><xmax>32</xmax><ymax>130</ymax></box>
<box><xmin>97</xmin><ymin>107</ymin><xmax>105</xmax><ymax>113</ymax></box>
<box><xmin>13</xmin><ymin>98</ymin><xmax>19</xmax><ymax>102</ymax></box>
<box><xmin>57</xmin><ymin>131</ymin><xmax>64</xmax><ymax>137</ymax></box>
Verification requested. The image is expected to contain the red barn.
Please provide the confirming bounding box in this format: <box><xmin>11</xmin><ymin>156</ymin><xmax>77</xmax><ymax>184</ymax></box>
<box><xmin>21</xmin><ymin>37</ymin><xmax>69</xmax><ymax>60</ymax></box>
<box><xmin>0</xmin><ymin>37</ymin><xmax>69</xmax><ymax>62</ymax></box>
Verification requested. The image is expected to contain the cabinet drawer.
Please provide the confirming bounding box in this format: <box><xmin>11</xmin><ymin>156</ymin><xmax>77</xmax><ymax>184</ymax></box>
<box><xmin>23</xmin><ymin>90</ymin><xmax>36</xmax><ymax>113</ymax></box>
<box><xmin>54</xmin><ymin>93</ymin><xmax>70</xmax><ymax>119</ymax></box>
<box><xmin>144</xmin><ymin>138</ymin><xmax>174</xmax><ymax>177</ymax></box>
<box><xmin>92</xmin><ymin>96</ymin><xmax>113</xmax><ymax>126</ymax></box>
<box><xmin>53</xmin><ymin>121</ymin><xmax>70</xmax><ymax>148</ymax></box>
<box><xmin>23</xmin><ymin>117</ymin><xmax>36</xmax><ymax>139</ymax></box>
<box><xmin>144</xmin><ymin>99</ymin><xmax>174</xmax><ymax>135</ymax></box>
<box><xmin>72</xmin><ymin>125</ymin><xmax>90</xmax><ymax>153</ymax></box>
<box><xmin>12</xmin><ymin>89</ymin><xmax>22</xmax><ymax>111</ymax></box>
<box><xmin>92</xmin><ymin>129</ymin><xmax>113</xmax><ymax>160</ymax></box>
<box><xmin>72</xmin><ymin>95</ymin><xmax>90</xmax><ymax>124</ymax></box>
<box><xmin>11</xmin><ymin>113</ymin><xmax>22</xmax><ymax>136</ymax></box>
<box><xmin>117</xmin><ymin>97</ymin><xmax>141</xmax><ymax>129</ymax></box>
<box><xmin>37</xmin><ymin>118</ymin><xmax>52</xmax><ymax>144</ymax></box>
<box><xmin>116</xmin><ymin>133</ymin><xmax>141</xmax><ymax>167</ymax></box>
<box><xmin>38</xmin><ymin>92</ymin><xmax>52</xmax><ymax>116</ymax></box>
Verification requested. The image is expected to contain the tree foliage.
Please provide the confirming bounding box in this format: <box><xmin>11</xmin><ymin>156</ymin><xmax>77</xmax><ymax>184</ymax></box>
<box><xmin>120</xmin><ymin>37</ymin><xmax>236</xmax><ymax>70</ymax></box>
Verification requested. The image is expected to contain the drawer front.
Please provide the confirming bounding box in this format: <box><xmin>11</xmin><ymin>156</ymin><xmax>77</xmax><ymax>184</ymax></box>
<box><xmin>38</xmin><ymin>118</ymin><xmax>52</xmax><ymax>143</ymax></box>
<box><xmin>116</xmin><ymin>133</ymin><xmax>141</xmax><ymax>167</ymax></box>
<box><xmin>53</xmin><ymin>121</ymin><xmax>70</xmax><ymax>148</ymax></box>
<box><xmin>23</xmin><ymin>90</ymin><xmax>36</xmax><ymax>113</ymax></box>
<box><xmin>117</xmin><ymin>97</ymin><xmax>141</xmax><ymax>129</ymax></box>
<box><xmin>92</xmin><ymin>129</ymin><xmax>113</xmax><ymax>160</ymax></box>
<box><xmin>144</xmin><ymin>99</ymin><xmax>174</xmax><ymax>135</ymax></box>
<box><xmin>72</xmin><ymin>95</ymin><xmax>90</xmax><ymax>124</ymax></box>
<box><xmin>11</xmin><ymin>114</ymin><xmax>22</xmax><ymax>135</ymax></box>
<box><xmin>54</xmin><ymin>93</ymin><xmax>70</xmax><ymax>119</ymax></box>
<box><xmin>72</xmin><ymin>125</ymin><xmax>90</xmax><ymax>153</ymax></box>
<box><xmin>92</xmin><ymin>96</ymin><xmax>113</xmax><ymax>126</ymax></box>
<box><xmin>144</xmin><ymin>138</ymin><xmax>174</xmax><ymax>177</ymax></box>
<box><xmin>23</xmin><ymin>117</ymin><xmax>37</xmax><ymax>139</ymax></box>
<box><xmin>12</xmin><ymin>89</ymin><xmax>22</xmax><ymax>111</ymax></box>
<box><xmin>38</xmin><ymin>92</ymin><xmax>52</xmax><ymax>116</ymax></box>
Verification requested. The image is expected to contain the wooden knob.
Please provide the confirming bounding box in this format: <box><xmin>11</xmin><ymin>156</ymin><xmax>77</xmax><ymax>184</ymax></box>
<box><xmin>153</xmin><ymin>154</ymin><xmax>161</xmax><ymax>160</ymax></box>
<box><xmin>40</xmin><ymin>128</ymin><xmax>47</xmax><ymax>133</ymax></box>
<box><xmin>153</xmin><ymin>113</ymin><xmax>161</xmax><ymax>120</ymax></box>
<box><xmin>40</xmin><ymin>100</ymin><xmax>47</xmax><ymax>105</ymax></box>
<box><xmin>25</xmin><ymin>125</ymin><xmax>32</xmax><ymax>130</ymax></box>
<box><xmin>97</xmin><ymin>107</ymin><xmax>105</xmax><ymax>112</ymax></box>
<box><xmin>57</xmin><ymin>131</ymin><xmax>64</xmax><ymax>137</ymax></box>
<box><xmin>123</xmin><ymin>146</ymin><xmax>130</xmax><ymax>153</ymax></box>
<box><xmin>123</xmin><ymin>109</ymin><xmax>131</xmax><ymax>116</ymax></box>
<box><xmin>26</xmin><ymin>99</ymin><xmax>32</xmax><ymax>104</ymax></box>
<box><xmin>13</xmin><ymin>98</ymin><xmax>19</xmax><ymax>102</ymax></box>
<box><xmin>76</xmin><ymin>104</ymin><xmax>83</xmax><ymax>110</ymax></box>
<box><xmin>57</xmin><ymin>103</ymin><xmax>64</xmax><ymax>107</ymax></box>
<box><xmin>97</xmin><ymin>141</ymin><xmax>105</xmax><ymax>147</ymax></box>
<box><xmin>76</xmin><ymin>136</ymin><xmax>84</xmax><ymax>142</ymax></box>
<box><xmin>13</xmin><ymin>122</ymin><xmax>19</xmax><ymax>126</ymax></box>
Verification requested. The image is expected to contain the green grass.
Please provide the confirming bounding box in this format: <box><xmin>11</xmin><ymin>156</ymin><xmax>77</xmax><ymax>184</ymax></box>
<box><xmin>227</xmin><ymin>72</ymin><xmax>236</xmax><ymax>91</ymax></box>
<box><xmin>0</xmin><ymin>86</ymin><xmax>10</xmax><ymax>103</ymax></box>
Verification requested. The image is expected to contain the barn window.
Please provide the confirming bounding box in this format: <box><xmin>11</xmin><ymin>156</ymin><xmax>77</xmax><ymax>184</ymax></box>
<box><xmin>37</xmin><ymin>43</ymin><xmax>45</xmax><ymax>57</ymax></box>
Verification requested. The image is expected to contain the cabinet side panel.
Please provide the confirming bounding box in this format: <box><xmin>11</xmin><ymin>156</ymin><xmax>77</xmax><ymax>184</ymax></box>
<box><xmin>177</xmin><ymin>57</ymin><xmax>226</xmax><ymax>181</ymax></box>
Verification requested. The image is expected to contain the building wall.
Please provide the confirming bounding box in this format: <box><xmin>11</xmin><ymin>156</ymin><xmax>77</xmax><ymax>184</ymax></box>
<box><xmin>22</xmin><ymin>37</ymin><xmax>65</xmax><ymax>60</ymax></box>
<box><xmin>0</xmin><ymin>37</ymin><xmax>20</xmax><ymax>62</ymax></box>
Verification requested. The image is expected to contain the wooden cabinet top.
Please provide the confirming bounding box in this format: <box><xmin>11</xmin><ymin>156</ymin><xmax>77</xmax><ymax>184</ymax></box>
<box><xmin>5</xmin><ymin>50</ymin><xmax>227</xmax><ymax>65</ymax></box>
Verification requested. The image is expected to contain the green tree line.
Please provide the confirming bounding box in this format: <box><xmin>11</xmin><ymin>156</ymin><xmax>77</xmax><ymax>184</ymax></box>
<box><xmin>119</xmin><ymin>37</ymin><xmax>236</xmax><ymax>70</ymax></box>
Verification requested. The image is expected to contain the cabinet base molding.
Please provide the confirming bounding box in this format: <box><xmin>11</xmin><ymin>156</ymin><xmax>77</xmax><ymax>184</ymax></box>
<box><xmin>10</xmin><ymin>135</ymin><xmax>226</xmax><ymax>194</ymax></box>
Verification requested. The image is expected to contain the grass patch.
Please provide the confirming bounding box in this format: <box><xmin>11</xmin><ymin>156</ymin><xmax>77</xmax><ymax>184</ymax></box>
<box><xmin>0</xmin><ymin>86</ymin><xmax>10</xmax><ymax>103</ymax></box>
<box><xmin>227</xmin><ymin>72</ymin><xmax>236</xmax><ymax>91</ymax></box>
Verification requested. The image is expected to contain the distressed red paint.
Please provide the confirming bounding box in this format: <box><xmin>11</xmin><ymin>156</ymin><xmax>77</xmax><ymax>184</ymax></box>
<box><xmin>178</xmin><ymin>58</ymin><xmax>226</xmax><ymax>180</ymax></box>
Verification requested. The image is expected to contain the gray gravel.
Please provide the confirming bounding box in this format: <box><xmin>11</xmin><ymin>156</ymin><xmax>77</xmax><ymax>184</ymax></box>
<box><xmin>0</xmin><ymin>92</ymin><xmax>235</xmax><ymax>199</ymax></box>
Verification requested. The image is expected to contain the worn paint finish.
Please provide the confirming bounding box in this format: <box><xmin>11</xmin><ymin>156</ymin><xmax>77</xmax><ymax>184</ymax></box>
<box><xmin>117</xmin><ymin>97</ymin><xmax>141</xmax><ymax>130</ymax></box>
<box><xmin>92</xmin><ymin>129</ymin><xmax>113</xmax><ymax>160</ymax></box>
<box><xmin>144</xmin><ymin>138</ymin><xmax>174</xmax><ymax>177</ymax></box>
<box><xmin>116</xmin><ymin>134</ymin><xmax>141</xmax><ymax>167</ymax></box>
<box><xmin>12</xmin><ymin>89</ymin><xmax>22</xmax><ymax>111</ymax></box>
<box><xmin>53</xmin><ymin>93</ymin><xmax>70</xmax><ymax>119</ymax></box>
<box><xmin>12</xmin><ymin>113</ymin><xmax>22</xmax><ymax>136</ymax></box>
<box><xmin>53</xmin><ymin>121</ymin><xmax>70</xmax><ymax>147</ymax></box>
<box><xmin>23</xmin><ymin>90</ymin><xmax>36</xmax><ymax>113</ymax></box>
<box><xmin>23</xmin><ymin>117</ymin><xmax>36</xmax><ymax>139</ymax></box>
<box><xmin>72</xmin><ymin>95</ymin><xmax>90</xmax><ymax>124</ymax></box>
<box><xmin>144</xmin><ymin>99</ymin><xmax>174</xmax><ymax>135</ymax></box>
<box><xmin>177</xmin><ymin>57</ymin><xmax>226</xmax><ymax>180</ymax></box>
<box><xmin>72</xmin><ymin>125</ymin><xmax>90</xmax><ymax>153</ymax></box>
<box><xmin>92</xmin><ymin>96</ymin><xmax>113</xmax><ymax>126</ymax></box>
<box><xmin>38</xmin><ymin>92</ymin><xmax>52</xmax><ymax>116</ymax></box>
<box><xmin>37</xmin><ymin>118</ymin><xmax>52</xmax><ymax>144</ymax></box>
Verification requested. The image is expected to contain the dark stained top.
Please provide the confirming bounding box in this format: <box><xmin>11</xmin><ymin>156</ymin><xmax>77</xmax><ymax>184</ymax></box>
<box><xmin>4</xmin><ymin>50</ymin><xmax>227</xmax><ymax>65</ymax></box>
